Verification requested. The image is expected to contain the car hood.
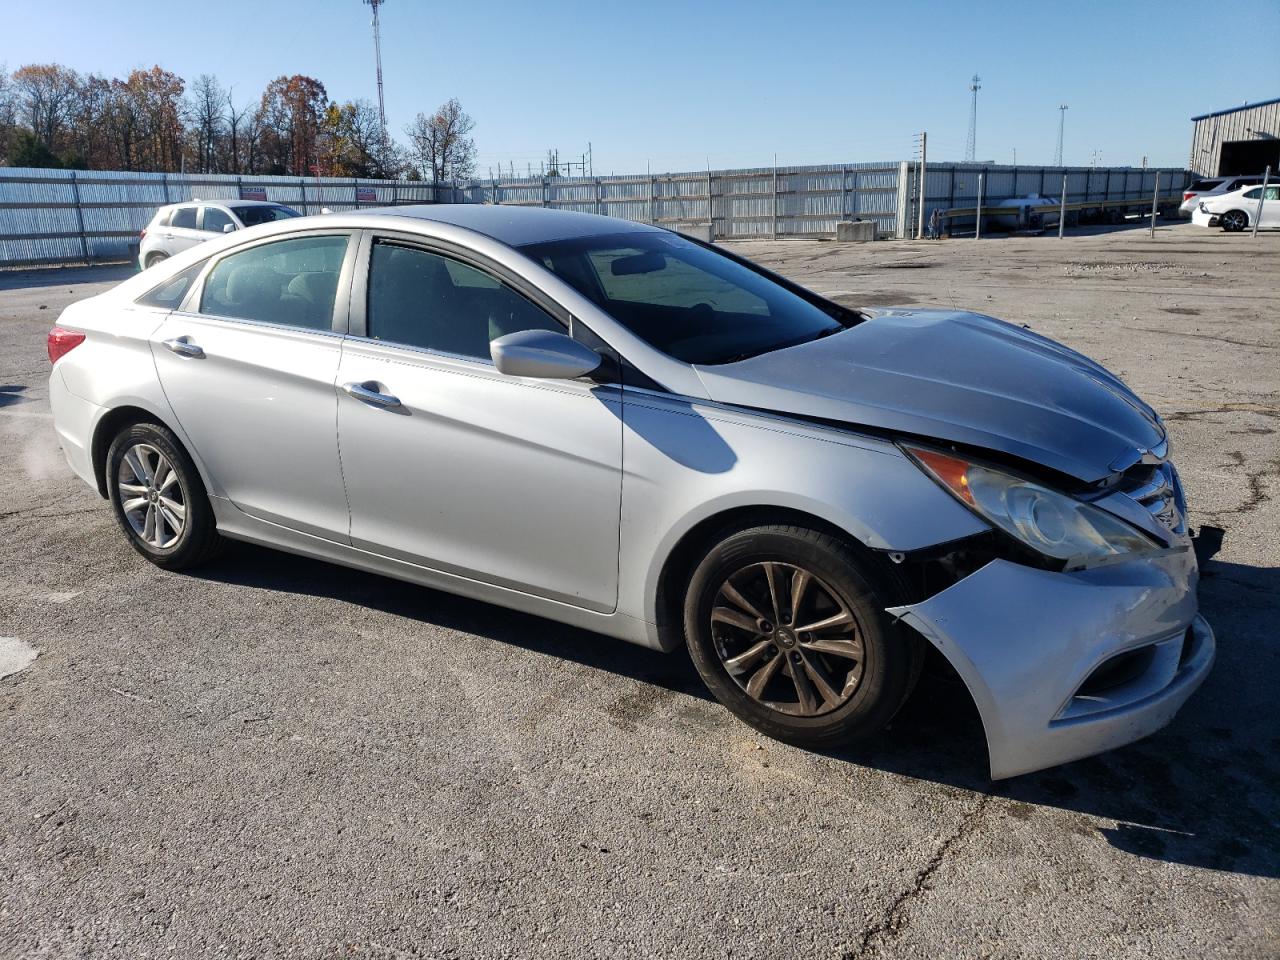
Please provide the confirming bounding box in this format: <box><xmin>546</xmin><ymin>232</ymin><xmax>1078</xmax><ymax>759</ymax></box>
<box><xmin>693</xmin><ymin>309</ymin><xmax>1165</xmax><ymax>484</ymax></box>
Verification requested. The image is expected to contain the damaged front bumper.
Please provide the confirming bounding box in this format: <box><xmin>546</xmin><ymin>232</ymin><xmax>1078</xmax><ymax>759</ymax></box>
<box><xmin>889</xmin><ymin>547</ymin><xmax>1214</xmax><ymax>779</ymax></box>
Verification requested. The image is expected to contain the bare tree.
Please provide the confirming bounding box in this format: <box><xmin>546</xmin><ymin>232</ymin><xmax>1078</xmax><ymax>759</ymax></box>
<box><xmin>189</xmin><ymin>74</ymin><xmax>227</xmax><ymax>173</ymax></box>
<box><xmin>0</xmin><ymin>65</ymin><xmax>15</xmax><ymax>164</ymax></box>
<box><xmin>405</xmin><ymin>98</ymin><xmax>476</xmax><ymax>183</ymax></box>
<box><xmin>225</xmin><ymin>95</ymin><xmax>251</xmax><ymax>173</ymax></box>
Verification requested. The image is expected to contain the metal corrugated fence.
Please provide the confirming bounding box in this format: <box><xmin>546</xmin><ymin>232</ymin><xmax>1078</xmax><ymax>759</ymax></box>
<box><xmin>0</xmin><ymin>161</ymin><xmax>1190</xmax><ymax>266</ymax></box>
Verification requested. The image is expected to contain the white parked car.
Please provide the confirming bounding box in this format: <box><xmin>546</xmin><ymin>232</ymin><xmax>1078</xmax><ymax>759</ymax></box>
<box><xmin>1178</xmin><ymin>174</ymin><xmax>1266</xmax><ymax>218</ymax></box>
<box><xmin>1191</xmin><ymin>183</ymin><xmax>1280</xmax><ymax>231</ymax></box>
<box><xmin>139</xmin><ymin>200</ymin><xmax>300</xmax><ymax>269</ymax></box>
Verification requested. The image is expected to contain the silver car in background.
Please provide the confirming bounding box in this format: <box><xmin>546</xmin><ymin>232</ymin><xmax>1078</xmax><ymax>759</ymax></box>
<box><xmin>47</xmin><ymin>206</ymin><xmax>1214</xmax><ymax>779</ymax></box>
<box><xmin>138</xmin><ymin>199</ymin><xmax>300</xmax><ymax>269</ymax></box>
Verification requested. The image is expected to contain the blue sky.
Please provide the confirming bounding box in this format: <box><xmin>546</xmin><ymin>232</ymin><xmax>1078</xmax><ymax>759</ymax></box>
<box><xmin>5</xmin><ymin>0</ymin><xmax>1278</xmax><ymax>174</ymax></box>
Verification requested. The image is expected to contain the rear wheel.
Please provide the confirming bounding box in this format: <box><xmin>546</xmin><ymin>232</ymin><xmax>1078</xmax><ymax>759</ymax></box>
<box><xmin>106</xmin><ymin>421</ymin><xmax>223</xmax><ymax>569</ymax></box>
<box><xmin>145</xmin><ymin>251</ymin><xmax>169</xmax><ymax>268</ymax></box>
<box><xmin>683</xmin><ymin>525</ymin><xmax>920</xmax><ymax>750</ymax></box>
<box><xmin>1221</xmin><ymin>209</ymin><xmax>1249</xmax><ymax>232</ymax></box>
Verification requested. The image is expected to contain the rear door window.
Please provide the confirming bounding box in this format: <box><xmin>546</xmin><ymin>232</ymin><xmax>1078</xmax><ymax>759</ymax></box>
<box><xmin>170</xmin><ymin>206</ymin><xmax>198</xmax><ymax>229</ymax></box>
<box><xmin>199</xmin><ymin>235</ymin><xmax>349</xmax><ymax>332</ymax></box>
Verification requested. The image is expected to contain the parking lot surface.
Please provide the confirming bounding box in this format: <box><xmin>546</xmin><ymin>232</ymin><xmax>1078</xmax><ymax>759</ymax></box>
<box><xmin>2</xmin><ymin>224</ymin><xmax>1278</xmax><ymax>959</ymax></box>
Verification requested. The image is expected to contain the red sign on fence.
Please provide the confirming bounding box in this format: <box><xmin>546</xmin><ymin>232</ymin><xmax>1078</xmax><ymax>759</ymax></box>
<box><xmin>240</xmin><ymin>186</ymin><xmax>268</xmax><ymax>201</ymax></box>
<box><xmin>356</xmin><ymin>187</ymin><xmax>378</xmax><ymax>203</ymax></box>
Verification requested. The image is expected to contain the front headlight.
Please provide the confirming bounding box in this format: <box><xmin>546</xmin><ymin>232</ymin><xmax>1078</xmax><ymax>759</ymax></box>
<box><xmin>904</xmin><ymin>445</ymin><xmax>1159</xmax><ymax>566</ymax></box>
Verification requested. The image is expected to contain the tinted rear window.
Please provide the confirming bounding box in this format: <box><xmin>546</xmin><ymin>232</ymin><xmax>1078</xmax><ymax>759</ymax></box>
<box><xmin>1187</xmin><ymin>180</ymin><xmax>1223</xmax><ymax>192</ymax></box>
<box><xmin>171</xmin><ymin>206</ymin><xmax>197</xmax><ymax>229</ymax></box>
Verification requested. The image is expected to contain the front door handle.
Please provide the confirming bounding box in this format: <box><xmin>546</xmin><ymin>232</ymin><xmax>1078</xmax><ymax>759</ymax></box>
<box><xmin>162</xmin><ymin>337</ymin><xmax>204</xmax><ymax>358</ymax></box>
<box><xmin>342</xmin><ymin>381</ymin><xmax>401</xmax><ymax>408</ymax></box>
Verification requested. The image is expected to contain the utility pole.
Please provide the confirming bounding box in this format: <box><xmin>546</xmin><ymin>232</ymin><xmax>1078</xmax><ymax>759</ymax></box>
<box><xmin>1054</xmin><ymin>104</ymin><xmax>1068</xmax><ymax>166</ymax></box>
<box><xmin>965</xmin><ymin>74</ymin><xmax>981</xmax><ymax>163</ymax></box>
<box><xmin>916</xmin><ymin>131</ymin><xmax>928</xmax><ymax>239</ymax></box>
<box><xmin>363</xmin><ymin>0</ymin><xmax>389</xmax><ymax>161</ymax></box>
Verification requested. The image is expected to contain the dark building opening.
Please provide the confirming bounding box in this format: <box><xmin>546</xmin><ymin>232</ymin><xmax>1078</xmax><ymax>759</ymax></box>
<box><xmin>1219</xmin><ymin>138</ymin><xmax>1280</xmax><ymax>176</ymax></box>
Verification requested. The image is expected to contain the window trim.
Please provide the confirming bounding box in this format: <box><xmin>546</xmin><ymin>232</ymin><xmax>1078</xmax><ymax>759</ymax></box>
<box><xmin>177</xmin><ymin>228</ymin><xmax>359</xmax><ymax>337</ymax></box>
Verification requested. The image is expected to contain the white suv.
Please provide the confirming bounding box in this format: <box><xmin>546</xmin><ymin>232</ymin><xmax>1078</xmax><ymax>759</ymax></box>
<box><xmin>138</xmin><ymin>200</ymin><xmax>300</xmax><ymax>269</ymax></box>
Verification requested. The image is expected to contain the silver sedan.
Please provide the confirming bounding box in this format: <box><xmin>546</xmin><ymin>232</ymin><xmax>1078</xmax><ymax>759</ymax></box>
<box><xmin>46</xmin><ymin>205</ymin><xmax>1214</xmax><ymax>779</ymax></box>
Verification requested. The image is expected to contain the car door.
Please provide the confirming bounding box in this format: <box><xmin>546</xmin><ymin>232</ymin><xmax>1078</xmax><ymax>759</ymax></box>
<box><xmin>164</xmin><ymin>204</ymin><xmax>206</xmax><ymax>253</ymax></box>
<box><xmin>1261</xmin><ymin>185</ymin><xmax>1280</xmax><ymax>228</ymax></box>
<box><xmin>335</xmin><ymin>234</ymin><xmax>623</xmax><ymax>612</ymax></box>
<box><xmin>151</xmin><ymin>231</ymin><xmax>357</xmax><ymax>540</ymax></box>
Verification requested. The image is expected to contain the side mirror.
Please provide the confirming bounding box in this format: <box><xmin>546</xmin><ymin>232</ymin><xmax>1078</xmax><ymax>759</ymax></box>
<box><xmin>223</xmin><ymin>223</ymin><xmax>236</xmax><ymax>233</ymax></box>
<box><xmin>491</xmin><ymin>329</ymin><xmax>601</xmax><ymax>380</ymax></box>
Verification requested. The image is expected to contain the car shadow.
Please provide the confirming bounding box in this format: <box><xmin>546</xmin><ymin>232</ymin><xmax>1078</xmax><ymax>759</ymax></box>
<box><xmin>189</xmin><ymin>538</ymin><xmax>1279</xmax><ymax>880</ymax></box>
<box><xmin>0</xmin><ymin>385</ymin><xmax>29</xmax><ymax>408</ymax></box>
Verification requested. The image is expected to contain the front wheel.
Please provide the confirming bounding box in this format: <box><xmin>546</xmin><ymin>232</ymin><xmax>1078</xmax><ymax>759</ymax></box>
<box><xmin>106</xmin><ymin>421</ymin><xmax>224</xmax><ymax>569</ymax></box>
<box><xmin>1220</xmin><ymin>209</ymin><xmax>1249</xmax><ymax>232</ymax></box>
<box><xmin>683</xmin><ymin>525</ymin><xmax>920</xmax><ymax>750</ymax></box>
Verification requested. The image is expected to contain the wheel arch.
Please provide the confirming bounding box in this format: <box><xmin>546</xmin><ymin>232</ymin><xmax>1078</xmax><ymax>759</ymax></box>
<box><xmin>650</xmin><ymin>503</ymin><xmax>907</xmax><ymax>652</ymax></box>
<box><xmin>90</xmin><ymin>403</ymin><xmax>191</xmax><ymax>497</ymax></box>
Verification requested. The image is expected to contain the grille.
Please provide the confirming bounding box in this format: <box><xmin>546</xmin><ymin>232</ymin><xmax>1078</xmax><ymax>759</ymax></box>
<box><xmin>1112</xmin><ymin>453</ymin><xmax>1187</xmax><ymax>535</ymax></box>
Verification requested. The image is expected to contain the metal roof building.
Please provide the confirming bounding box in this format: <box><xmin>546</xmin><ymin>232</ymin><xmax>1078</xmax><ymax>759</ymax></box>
<box><xmin>1189</xmin><ymin>98</ymin><xmax>1280</xmax><ymax>176</ymax></box>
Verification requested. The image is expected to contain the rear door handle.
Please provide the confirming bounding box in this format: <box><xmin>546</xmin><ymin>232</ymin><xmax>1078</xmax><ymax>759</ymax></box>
<box><xmin>162</xmin><ymin>337</ymin><xmax>204</xmax><ymax>358</ymax></box>
<box><xmin>342</xmin><ymin>381</ymin><xmax>401</xmax><ymax>408</ymax></box>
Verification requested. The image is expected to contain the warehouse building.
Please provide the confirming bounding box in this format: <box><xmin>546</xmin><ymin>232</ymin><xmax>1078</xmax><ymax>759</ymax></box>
<box><xmin>1189</xmin><ymin>98</ymin><xmax>1280</xmax><ymax>176</ymax></box>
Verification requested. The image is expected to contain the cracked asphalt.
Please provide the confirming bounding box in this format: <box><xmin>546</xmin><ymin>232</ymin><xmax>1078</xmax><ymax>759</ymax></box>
<box><xmin>2</xmin><ymin>223</ymin><xmax>1278</xmax><ymax>959</ymax></box>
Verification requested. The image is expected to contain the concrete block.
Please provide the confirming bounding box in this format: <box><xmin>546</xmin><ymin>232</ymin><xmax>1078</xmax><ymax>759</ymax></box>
<box><xmin>836</xmin><ymin>220</ymin><xmax>876</xmax><ymax>242</ymax></box>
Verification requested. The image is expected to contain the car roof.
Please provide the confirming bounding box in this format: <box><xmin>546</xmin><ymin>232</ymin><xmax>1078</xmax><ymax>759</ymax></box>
<box><xmin>357</xmin><ymin>204</ymin><xmax>663</xmax><ymax>246</ymax></box>
<box><xmin>163</xmin><ymin>199</ymin><xmax>286</xmax><ymax>208</ymax></box>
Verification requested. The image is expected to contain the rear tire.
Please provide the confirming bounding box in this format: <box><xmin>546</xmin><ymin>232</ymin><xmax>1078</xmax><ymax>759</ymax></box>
<box><xmin>106</xmin><ymin>421</ymin><xmax>224</xmax><ymax>570</ymax></box>
<box><xmin>145</xmin><ymin>252</ymin><xmax>169</xmax><ymax>268</ymax></box>
<box><xmin>1221</xmin><ymin>209</ymin><xmax>1249</xmax><ymax>232</ymax></box>
<box><xmin>683</xmin><ymin>525</ymin><xmax>921</xmax><ymax>750</ymax></box>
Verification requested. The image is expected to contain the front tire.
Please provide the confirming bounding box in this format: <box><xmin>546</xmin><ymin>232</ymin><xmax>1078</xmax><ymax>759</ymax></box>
<box><xmin>106</xmin><ymin>421</ymin><xmax>223</xmax><ymax>570</ymax></box>
<box><xmin>683</xmin><ymin>525</ymin><xmax>920</xmax><ymax>750</ymax></box>
<box><xmin>1221</xmin><ymin>209</ymin><xmax>1249</xmax><ymax>232</ymax></box>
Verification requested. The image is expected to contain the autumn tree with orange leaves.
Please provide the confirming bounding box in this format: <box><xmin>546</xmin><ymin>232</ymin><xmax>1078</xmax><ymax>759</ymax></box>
<box><xmin>0</xmin><ymin>60</ymin><xmax>469</xmax><ymax>180</ymax></box>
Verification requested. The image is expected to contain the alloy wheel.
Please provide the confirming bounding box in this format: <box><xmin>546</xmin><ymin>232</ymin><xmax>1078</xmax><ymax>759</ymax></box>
<box><xmin>117</xmin><ymin>443</ymin><xmax>186</xmax><ymax>549</ymax></box>
<box><xmin>709</xmin><ymin>561</ymin><xmax>865</xmax><ymax>717</ymax></box>
<box><xmin>1222</xmin><ymin>210</ymin><xmax>1248</xmax><ymax>232</ymax></box>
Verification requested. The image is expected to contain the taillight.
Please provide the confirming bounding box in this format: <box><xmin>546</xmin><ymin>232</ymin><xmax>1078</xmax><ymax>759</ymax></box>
<box><xmin>47</xmin><ymin>326</ymin><xmax>86</xmax><ymax>364</ymax></box>
<box><xmin>140</xmin><ymin>228</ymin><xmax>147</xmax><ymax>240</ymax></box>
<box><xmin>1183</xmin><ymin>192</ymin><xmax>1193</xmax><ymax>201</ymax></box>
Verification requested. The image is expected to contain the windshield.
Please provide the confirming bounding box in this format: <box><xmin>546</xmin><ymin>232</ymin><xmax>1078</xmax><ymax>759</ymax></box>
<box><xmin>518</xmin><ymin>231</ymin><xmax>845</xmax><ymax>364</ymax></box>
<box><xmin>234</xmin><ymin>204</ymin><xmax>301</xmax><ymax>227</ymax></box>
